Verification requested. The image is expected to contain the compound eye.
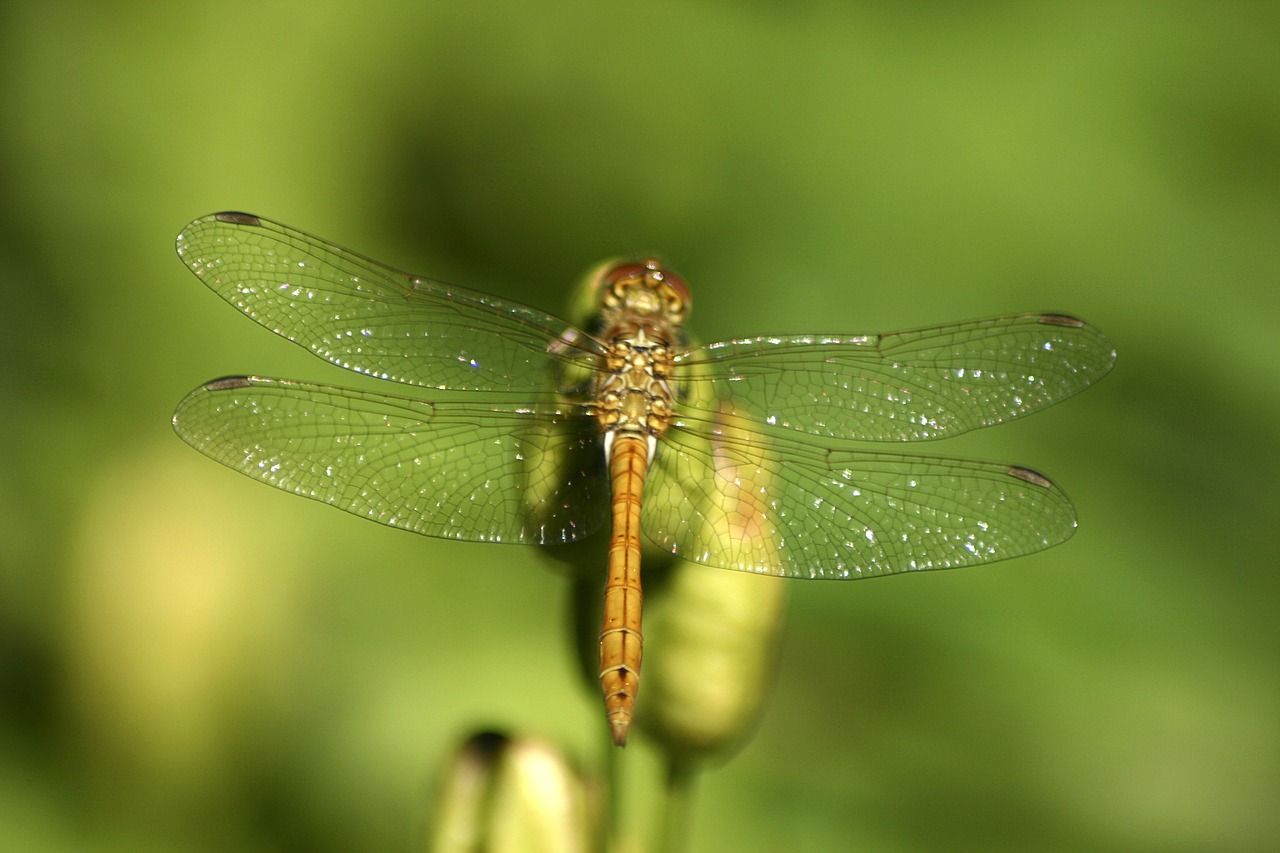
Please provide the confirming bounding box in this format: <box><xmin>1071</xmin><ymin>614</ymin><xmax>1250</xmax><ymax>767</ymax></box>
<box><xmin>637</xmin><ymin>259</ymin><xmax>690</xmax><ymax>313</ymax></box>
<box><xmin>655</xmin><ymin>265</ymin><xmax>691</xmax><ymax>311</ymax></box>
<box><xmin>602</xmin><ymin>261</ymin><xmax>650</xmax><ymax>287</ymax></box>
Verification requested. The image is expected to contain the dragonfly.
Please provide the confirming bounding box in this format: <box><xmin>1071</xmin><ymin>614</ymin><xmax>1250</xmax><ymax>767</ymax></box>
<box><xmin>172</xmin><ymin>212</ymin><xmax>1115</xmax><ymax>746</ymax></box>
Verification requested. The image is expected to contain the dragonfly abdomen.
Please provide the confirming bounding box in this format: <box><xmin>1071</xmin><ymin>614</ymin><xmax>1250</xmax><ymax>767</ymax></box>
<box><xmin>600</xmin><ymin>433</ymin><xmax>648</xmax><ymax>746</ymax></box>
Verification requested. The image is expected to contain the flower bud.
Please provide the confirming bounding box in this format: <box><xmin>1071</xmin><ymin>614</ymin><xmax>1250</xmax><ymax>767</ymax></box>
<box><xmin>637</xmin><ymin>561</ymin><xmax>786</xmax><ymax>763</ymax></box>
<box><xmin>429</xmin><ymin>731</ymin><xmax>591</xmax><ymax>853</ymax></box>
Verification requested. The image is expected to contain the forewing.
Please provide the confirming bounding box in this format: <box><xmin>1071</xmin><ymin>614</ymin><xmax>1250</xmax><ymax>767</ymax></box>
<box><xmin>677</xmin><ymin>314</ymin><xmax>1115</xmax><ymax>441</ymax></box>
<box><xmin>177</xmin><ymin>213</ymin><xmax>603</xmax><ymax>393</ymax></box>
<box><xmin>172</xmin><ymin>377</ymin><xmax>608</xmax><ymax>544</ymax></box>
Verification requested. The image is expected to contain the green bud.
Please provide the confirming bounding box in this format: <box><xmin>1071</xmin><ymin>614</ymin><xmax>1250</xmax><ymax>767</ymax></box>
<box><xmin>638</xmin><ymin>561</ymin><xmax>786</xmax><ymax>763</ymax></box>
<box><xmin>428</xmin><ymin>731</ymin><xmax>592</xmax><ymax>853</ymax></box>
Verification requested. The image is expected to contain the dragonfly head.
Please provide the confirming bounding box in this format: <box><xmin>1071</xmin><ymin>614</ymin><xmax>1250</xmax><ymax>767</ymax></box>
<box><xmin>590</xmin><ymin>257</ymin><xmax>691</xmax><ymax>325</ymax></box>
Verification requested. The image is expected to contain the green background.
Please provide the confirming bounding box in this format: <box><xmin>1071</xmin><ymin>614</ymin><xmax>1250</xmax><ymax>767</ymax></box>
<box><xmin>2</xmin><ymin>3</ymin><xmax>1276</xmax><ymax>851</ymax></box>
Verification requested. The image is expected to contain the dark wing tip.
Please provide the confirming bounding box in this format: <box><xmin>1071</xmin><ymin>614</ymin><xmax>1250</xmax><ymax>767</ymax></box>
<box><xmin>1007</xmin><ymin>465</ymin><xmax>1056</xmax><ymax>488</ymax></box>
<box><xmin>213</xmin><ymin>211</ymin><xmax>262</xmax><ymax>226</ymax></box>
<box><xmin>203</xmin><ymin>375</ymin><xmax>255</xmax><ymax>391</ymax></box>
<box><xmin>1037</xmin><ymin>313</ymin><xmax>1086</xmax><ymax>328</ymax></box>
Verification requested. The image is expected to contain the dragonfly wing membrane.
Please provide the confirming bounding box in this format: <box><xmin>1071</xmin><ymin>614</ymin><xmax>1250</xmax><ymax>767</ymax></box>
<box><xmin>172</xmin><ymin>377</ymin><xmax>608</xmax><ymax>544</ymax></box>
<box><xmin>677</xmin><ymin>314</ymin><xmax>1115</xmax><ymax>442</ymax></box>
<box><xmin>643</xmin><ymin>412</ymin><xmax>1077</xmax><ymax>579</ymax></box>
<box><xmin>177</xmin><ymin>213</ymin><xmax>603</xmax><ymax>394</ymax></box>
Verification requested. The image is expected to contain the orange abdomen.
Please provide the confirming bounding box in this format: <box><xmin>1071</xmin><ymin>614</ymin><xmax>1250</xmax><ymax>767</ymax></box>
<box><xmin>599</xmin><ymin>434</ymin><xmax>648</xmax><ymax>746</ymax></box>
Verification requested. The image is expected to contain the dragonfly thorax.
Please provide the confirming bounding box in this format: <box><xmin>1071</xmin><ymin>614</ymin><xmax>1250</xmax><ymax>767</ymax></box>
<box><xmin>594</xmin><ymin>333</ymin><xmax>678</xmax><ymax>450</ymax></box>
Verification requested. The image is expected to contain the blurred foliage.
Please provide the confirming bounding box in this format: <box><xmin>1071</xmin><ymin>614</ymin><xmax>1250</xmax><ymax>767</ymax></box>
<box><xmin>2</xmin><ymin>2</ymin><xmax>1277</xmax><ymax>852</ymax></box>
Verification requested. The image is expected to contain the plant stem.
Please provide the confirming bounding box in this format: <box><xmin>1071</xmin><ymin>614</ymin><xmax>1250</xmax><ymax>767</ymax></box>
<box><xmin>658</xmin><ymin>759</ymin><xmax>697</xmax><ymax>853</ymax></box>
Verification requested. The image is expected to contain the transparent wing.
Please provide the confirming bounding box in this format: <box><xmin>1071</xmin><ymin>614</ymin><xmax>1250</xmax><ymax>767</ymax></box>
<box><xmin>642</xmin><ymin>408</ymin><xmax>1076</xmax><ymax>578</ymax></box>
<box><xmin>176</xmin><ymin>213</ymin><xmax>603</xmax><ymax>393</ymax></box>
<box><xmin>676</xmin><ymin>314</ymin><xmax>1115</xmax><ymax>441</ymax></box>
<box><xmin>172</xmin><ymin>376</ymin><xmax>608</xmax><ymax>544</ymax></box>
